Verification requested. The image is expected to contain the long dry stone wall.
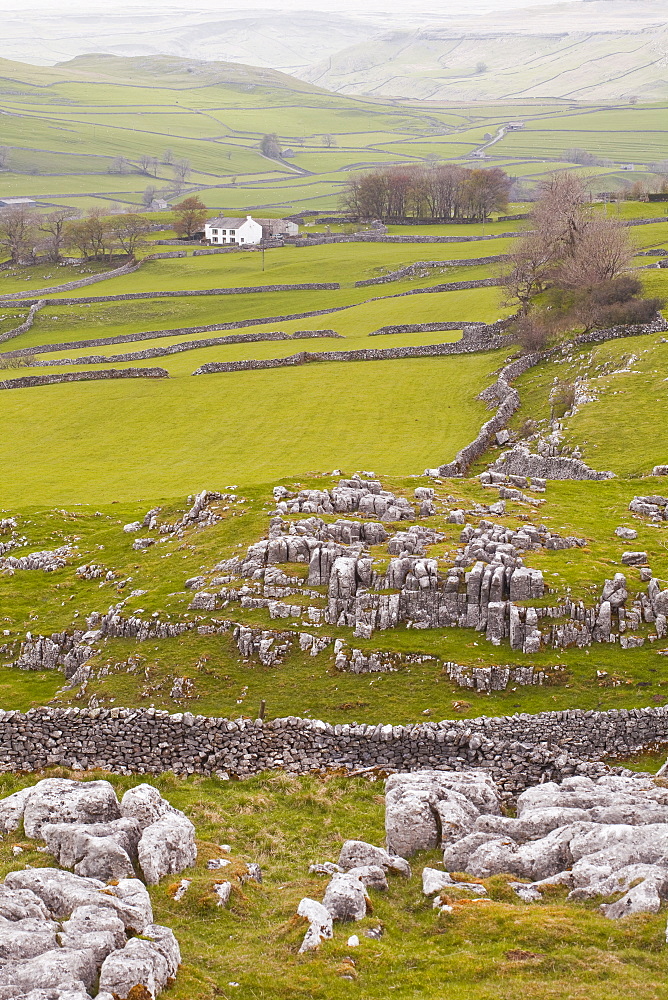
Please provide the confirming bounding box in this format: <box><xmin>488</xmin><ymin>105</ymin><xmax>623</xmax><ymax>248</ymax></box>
<box><xmin>0</xmin><ymin>259</ymin><xmax>140</xmax><ymax>303</ymax></box>
<box><xmin>354</xmin><ymin>256</ymin><xmax>508</xmax><ymax>287</ymax></box>
<box><xmin>437</xmin><ymin>353</ymin><xmax>541</xmax><ymax>476</ymax></box>
<box><xmin>0</xmin><ymin>368</ymin><xmax>169</xmax><ymax>390</ymax></box>
<box><xmin>14</xmin><ymin>282</ymin><xmax>341</xmax><ymax>308</ymax></box>
<box><xmin>13</xmin><ymin>331</ymin><xmax>343</xmax><ymax>367</ymax></box>
<box><xmin>434</xmin><ymin>315</ymin><xmax>668</xmax><ymax>477</ymax></box>
<box><xmin>193</xmin><ymin>334</ymin><xmax>507</xmax><ymax>376</ymax></box>
<box><xmin>0</xmin><ymin>300</ymin><xmax>46</xmax><ymax>344</ymax></box>
<box><xmin>0</xmin><ymin>705</ymin><xmax>666</xmax><ymax>792</ymax></box>
<box><xmin>2</xmin><ymin>327</ymin><xmax>341</xmax><ymax>359</ymax></box>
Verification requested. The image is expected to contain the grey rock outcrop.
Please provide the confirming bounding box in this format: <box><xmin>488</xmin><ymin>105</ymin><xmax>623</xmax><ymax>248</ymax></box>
<box><xmin>137</xmin><ymin>813</ymin><xmax>197</xmax><ymax>885</ymax></box>
<box><xmin>322</xmin><ymin>873</ymin><xmax>369</xmax><ymax>922</ymax></box>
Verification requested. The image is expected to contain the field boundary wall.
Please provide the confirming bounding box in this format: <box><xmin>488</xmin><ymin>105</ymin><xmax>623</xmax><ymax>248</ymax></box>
<box><xmin>0</xmin><ymin>704</ymin><xmax>665</xmax><ymax>792</ymax></box>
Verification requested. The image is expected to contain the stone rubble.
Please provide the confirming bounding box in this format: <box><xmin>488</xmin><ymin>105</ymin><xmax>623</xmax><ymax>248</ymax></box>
<box><xmin>0</xmin><ymin>778</ymin><xmax>188</xmax><ymax>999</ymax></box>
<box><xmin>384</xmin><ymin>769</ymin><xmax>668</xmax><ymax>921</ymax></box>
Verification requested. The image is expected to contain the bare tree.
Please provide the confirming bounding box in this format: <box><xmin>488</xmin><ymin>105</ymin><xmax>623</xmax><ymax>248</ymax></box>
<box><xmin>322</xmin><ymin>134</ymin><xmax>336</xmax><ymax>148</ymax></box>
<box><xmin>557</xmin><ymin>217</ymin><xmax>633</xmax><ymax>289</ymax></box>
<box><xmin>66</xmin><ymin>208</ymin><xmax>114</xmax><ymax>261</ymax></box>
<box><xmin>38</xmin><ymin>209</ymin><xmax>73</xmax><ymax>263</ymax></box>
<box><xmin>142</xmin><ymin>185</ymin><xmax>157</xmax><ymax>208</ymax></box>
<box><xmin>0</xmin><ymin>147</ymin><xmax>10</xmax><ymax>170</ymax></box>
<box><xmin>171</xmin><ymin>159</ymin><xmax>191</xmax><ymax>193</ymax></box>
<box><xmin>503</xmin><ymin>231</ymin><xmax>555</xmax><ymax>314</ymax></box>
<box><xmin>0</xmin><ymin>205</ymin><xmax>37</xmax><ymax>263</ymax></box>
<box><xmin>109</xmin><ymin>156</ymin><xmax>131</xmax><ymax>175</ymax></box>
<box><xmin>162</xmin><ymin>148</ymin><xmax>174</xmax><ymax>165</ymax></box>
<box><xmin>138</xmin><ymin>154</ymin><xmax>159</xmax><ymax>177</ymax></box>
<box><xmin>109</xmin><ymin>214</ymin><xmax>151</xmax><ymax>258</ymax></box>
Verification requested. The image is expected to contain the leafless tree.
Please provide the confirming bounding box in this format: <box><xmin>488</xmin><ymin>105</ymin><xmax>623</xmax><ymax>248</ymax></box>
<box><xmin>0</xmin><ymin>147</ymin><xmax>10</xmax><ymax>170</ymax></box>
<box><xmin>142</xmin><ymin>185</ymin><xmax>157</xmax><ymax>208</ymax></box>
<box><xmin>322</xmin><ymin>134</ymin><xmax>336</xmax><ymax>148</ymax></box>
<box><xmin>109</xmin><ymin>156</ymin><xmax>131</xmax><ymax>175</ymax></box>
<box><xmin>171</xmin><ymin>159</ymin><xmax>191</xmax><ymax>193</ymax></box>
<box><xmin>163</xmin><ymin>148</ymin><xmax>174</xmax><ymax>165</ymax></box>
<box><xmin>66</xmin><ymin>208</ymin><xmax>115</xmax><ymax>261</ymax></box>
<box><xmin>0</xmin><ymin>205</ymin><xmax>37</xmax><ymax>263</ymax></box>
<box><xmin>503</xmin><ymin>231</ymin><xmax>555</xmax><ymax>314</ymax></box>
<box><xmin>109</xmin><ymin>214</ymin><xmax>151</xmax><ymax>258</ymax></box>
<box><xmin>138</xmin><ymin>154</ymin><xmax>159</xmax><ymax>177</ymax></box>
<box><xmin>557</xmin><ymin>217</ymin><xmax>633</xmax><ymax>289</ymax></box>
<box><xmin>38</xmin><ymin>209</ymin><xmax>73</xmax><ymax>263</ymax></box>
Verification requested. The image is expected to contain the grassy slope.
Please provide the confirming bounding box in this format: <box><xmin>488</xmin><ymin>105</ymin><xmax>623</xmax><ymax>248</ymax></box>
<box><xmin>1</xmin><ymin>53</ymin><xmax>666</xmax><ymax>214</ymax></box>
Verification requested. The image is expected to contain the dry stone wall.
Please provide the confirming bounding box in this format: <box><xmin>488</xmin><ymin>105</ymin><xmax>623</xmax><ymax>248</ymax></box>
<box><xmin>14</xmin><ymin>282</ymin><xmax>341</xmax><ymax>308</ymax></box>
<box><xmin>0</xmin><ymin>300</ymin><xmax>46</xmax><ymax>344</ymax></box>
<box><xmin>16</xmin><ymin>331</ymin><xmax>343</xmax><ymax>367</ymax></box>
<box><xmin>192</xmin><ymin>333</ymin><xmax>507</xmax><ymax>376</ymax></box>
<box><xmin>0</xmin><ymin>368</ymin><xmax>169</xmax><ymax>390</ymax></box>
<box><xmin>0</xmin><ymin>704</ymin><xmax>666</xmax><ymax>793</ymax></box>
<box><xmin>354</xmin><ymin>256</ymin><xmax>507</xmax><ymax>287</ymax></box>
<box><xmin>0</xmin><ymin>259</ymin><xmax>140</xmax><ymax>303</ymax></box>
<box><xmin>3</xmin><ymin>327</ymin><xmax>341</xmax><ymax>359</ymax></box>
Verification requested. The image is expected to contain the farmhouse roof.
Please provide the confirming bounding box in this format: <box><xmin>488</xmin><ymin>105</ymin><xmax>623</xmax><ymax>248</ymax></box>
<box><xmin>0</xmin><ymin>196</ymin><xmax>35</xmax><ymax>206</ymax></box>
<box><xmin>206</xmin><ymin>215</ymin><xmax>256</xmax><ymax>228</ymax></box>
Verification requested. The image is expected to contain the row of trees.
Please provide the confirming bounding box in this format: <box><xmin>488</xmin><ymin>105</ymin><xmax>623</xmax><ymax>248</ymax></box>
<box><xmin>342</xmin><ymin>165</ymin><xmax>511</xmax><ymax>221</ymax></box>
<box><xmin>0</xmin><ymin>196</ymin><xmax>210</xmax><ymax>264</ymax></box>
<box><xmin>0</xmin><ymin>206</ymin><xmax>152</xmax><ymax>264</ymax></box>
<box><xmin>504</xmin><ymin>174</ymin><xmax>664</xmax><ymax>349</ymax></box>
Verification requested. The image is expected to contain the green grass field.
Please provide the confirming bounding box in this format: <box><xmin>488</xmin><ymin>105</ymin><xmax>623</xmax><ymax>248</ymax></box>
<box><xmin>2</xmin><ymin>53</ymin><xmax>667</xmax><ymax>215</ymax></box>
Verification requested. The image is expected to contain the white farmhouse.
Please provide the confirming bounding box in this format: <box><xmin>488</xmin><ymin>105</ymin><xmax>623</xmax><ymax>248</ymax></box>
<box><xmin>204</xmin><ymin>215</ymin><xmax>263</xmax><ymax>246</ymax></box>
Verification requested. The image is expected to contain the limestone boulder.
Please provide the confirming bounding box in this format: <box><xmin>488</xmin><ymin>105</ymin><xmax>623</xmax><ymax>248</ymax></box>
<box><xmin>138</xmin><ymin>813</ymin><xmax>197</xmax><ymax>885</ymax></box>
<box><xmin>322</xmin><ymin>873</ymin><xmax>369</xmax><ymax>922</ymax></box>
<box><xmin>600</xmin><ymin>879</ymin><xmax>662</xmax><ymax>919</ymax></box>
<box><xmin>297</xmin><ymin>898</ymin><xmax>334</xmax><ymax>953</ymax></box>
<box><xmin>345</xmin><ymin>866</ymin><xmax>388</xmax><ymax>891</ymax></box>
<box><xmin>0</xmin><ymin>885</ymin><xmax>50</xmax><ymax>921</ymax></box>
<box><xmin>0</xmin><ymin>785</ymin><xmax>32</xmax><ymax>834</ymax></box>
<box><xmin>120</xmin><ymin>783</ymin><xmax>182</xmax><ymax>831</ymax></box>
<box><xmin>338</xmin><ymin>840</ymin><xmax>410</xmax><ymax>876</ymax></box>
<box><xmin>384</xmin><ymin>771</ymin><xmax>501</xmax><ymax>857</ymax></box>
<box><xmin>0</xmin><ymin>948</ymin><xmax>97</xmax><ymax>993</ymax></box>
<box><xmin>0</xmin><ymin>915</ymin><xmax>58</xmax><ymax>960</ymax></box>
<box><xmin>22</xmin><ymin>779</ymin><xmax>121</xmax><ymax>839</ymax></box>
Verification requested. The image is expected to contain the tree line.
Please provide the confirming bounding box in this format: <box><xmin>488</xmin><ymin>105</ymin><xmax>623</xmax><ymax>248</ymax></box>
<box><xmin>0</xmin><ymin>206</ymin><xmax>152</xmax><ymax>264</ymax></box>
<box><xmin>0</xmin><ymin>197</ymin><xmax>211</xmax><ymax>265</ymax></box>
<box><xmin>504</xmin><ymin>174</ymin><xmax>664</xmax><ymax>350</ymax></box>
<box><xmin>342</xmin><ymin>164</ymin><xmax>512</xmax><ymax>221</ymax></box>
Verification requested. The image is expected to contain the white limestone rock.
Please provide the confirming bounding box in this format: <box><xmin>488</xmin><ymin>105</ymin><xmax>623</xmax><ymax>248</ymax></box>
<box><xmin>0</xmin><ymin>885</ymin><xmax>51</xmax><ymax>921</ymax></box>
<box><xmin>322</xmin><ymin>873</ymin><xmax>369</xmax><ymax>922</ymax></box>
<box><xmin>0</xmin><ymin>915</ymin><xmax>58</xmax><ymax>960</ymax></box>
<box><xmin>338</xmin><ymin>840</ymin><xmax>410</xmax><ymax>876</ymax></box>
<box><xmin>0</xmin><ymin>785</ymin><xmax>32</xmax><ymax>834</ymax></box>
<box><xmin>384</xmin><ymin>771</ymin><xmax>501</xmax><ymax>858</ymax></box>
<box><xmin>600</xmin><ymin>879</ymin><xmax>662</xmax><ymax>919</ymax></box>
<box><xmin>22</xmin><ymin>779</ymin><xmax>121</xmax><ymax>839</ymax></box>
<box><xmin>120</xmin><ymin>783</ymin><xmax>183</xmax><ymax>831</ymax></box>
<box><xmin>345</xmin><ymin>865</ymin><xmax>388</xmax><ymax>891</ymax></box>
<box><xmin>297</xmin><ymin>898</ymin><xmax>334</xmax><ymax>953</ymax></box>
<box><xmin>138</xmin><ymin>812</ymin><xmax>197</xmax><ymax>885</ymax></box>
<box><xmin>0</xmin><ymin>948</ymin><xmax>98</xmax><ymax>993</ymax></box>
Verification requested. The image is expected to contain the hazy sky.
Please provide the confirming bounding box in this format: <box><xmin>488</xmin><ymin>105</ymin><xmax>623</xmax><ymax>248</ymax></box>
<box><xmin>0</xmin><ymin>0</ymin><xmax>581</xmax><ymax>12</ymax></box>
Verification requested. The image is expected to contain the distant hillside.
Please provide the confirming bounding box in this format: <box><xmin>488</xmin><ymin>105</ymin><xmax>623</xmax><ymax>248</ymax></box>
<box><xmin>52</xmin><ymin>54</ymin><xmax>329</xmax><ymax>94</ymax></box>
<box><xmin>300</xmin><ymin>0</ymin><xmax>668</xmax><ymax>101</ymax></box>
